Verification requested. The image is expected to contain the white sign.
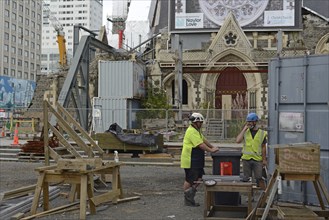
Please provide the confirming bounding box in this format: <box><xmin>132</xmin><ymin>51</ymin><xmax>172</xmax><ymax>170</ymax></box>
<box><xmin>279</xmin><ymin>112</ymin><xmax>304</xmax><ymax>132</ymax></box>
<box><xmin>264</xmin><ymin>10</ymin><xmax>295</xmax><ymax>26</ymax></box>
<box><xmin>175</xmin><ymin>13</ymin><xmax>203</xmax><ymax>29</ymax></box>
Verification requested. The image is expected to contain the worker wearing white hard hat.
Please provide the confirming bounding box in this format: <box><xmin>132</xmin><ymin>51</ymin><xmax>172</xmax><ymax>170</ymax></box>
<box><xmin>181</xmin><ymin>112</ymin><xmax>219</xmax><ymax>206</ymax></box>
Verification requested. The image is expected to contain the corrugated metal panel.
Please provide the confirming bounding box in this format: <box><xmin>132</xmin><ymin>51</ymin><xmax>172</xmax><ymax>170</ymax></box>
<box><xmin>268</xmin><ymin>54</ymin><xmax>329</xmax><ymax>206</ymax></box>
<box><xmin>92</xmin><ymin>97</ymin><xmax>142</xmax><ymax>132</ymax></box>
<box><xmin>93</xmin><ymin>97</ymin><xmax>128</xmax><ymax>132</ymax></box>
<box><xmin>98</xmin><ymin>61</ymin><xmax>146</xmax><ymax>98</ymax></box>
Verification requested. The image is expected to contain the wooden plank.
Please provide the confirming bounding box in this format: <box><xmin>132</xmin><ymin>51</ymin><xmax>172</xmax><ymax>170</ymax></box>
<box><xmin>0</xmin><ymin>184</ymin><xmax>36</xmax><ymax>201</ymax></box>
<box><xmin>90</xmin><ymin>189</ymin><xmax>121</xmax><ymax>206</ymax></box>
<box><xmin>79</xmin><ymin>175</ymin><xmax>88</xmax><ymax>220</ymax></box>
<box><xmin>21</xmin><ymin>202</ymin><xmax>80</xmax><ymax>220</ymax></box>
<box><xmin>56</xmin><ymin>158</ymin><xmax>102</xmax><ymax>171</ymax></box>
<box><xmin>275</xmin><ymin>143</ymin><xmax>320</xmax><ymax>174</ymax></box>
<box><xmin>30</xmin><ymin>172</ymin><xmax>46</xmax><ymax>215</ymax></box>
<box><xmin>49</xmin><ymin>124</ymin><xmax>82</xmax><ymax>158</ymax></box>
<box><xmin>92</xmin><ymin>133</ymin><xmax>163</xmax><ymax>152</ymax></box>
<box><xmin>56</xmin><ymin>103</ymin><xmax>104</xmax><ymax>155</ymax></box>
<box><xmin>277</xmin><ymin>206</ymin><xmax>318</xmax><ymax>219</ymax></box>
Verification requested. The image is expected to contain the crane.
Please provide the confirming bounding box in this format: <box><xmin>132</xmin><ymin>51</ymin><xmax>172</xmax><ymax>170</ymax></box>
<box><xmin>43</xmin><ymin>2</ymin><xmax>67</xmax><ymax>68</ymax></box>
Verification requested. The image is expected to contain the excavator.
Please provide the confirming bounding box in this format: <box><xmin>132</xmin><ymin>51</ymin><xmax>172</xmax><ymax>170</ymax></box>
<box><xmin>43</xmin><ymin>2</ymin><xmax>67</xmax><ymax>69</ymax></box>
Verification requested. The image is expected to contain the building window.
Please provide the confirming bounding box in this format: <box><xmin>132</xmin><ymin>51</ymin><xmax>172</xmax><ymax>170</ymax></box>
<box><xmin>11</xmin><ymin>24</ymin><xmax>16</xmax><ymax>31</ymax></box>
<box><xmin>18</xmin><ymin>59</ymin><xmax>22</xmax><ymax>66</ymax></box>
<box><xmin>19</xmin><ymin>15</ymin><xmax>23</xmax><ymax>23</ymax></box>
<box><xmin>5</xmin><ymin>9</ymin><xmax>10</xmax><ymax>17</ymax></box>
<box><xmin>5</xmin><ymin>21</ymin><xmax>9</xmax><ymax>28</ymax></box>
<box><xmin>224</xmin><ymin>32</ymin><xmax>238</xmax><ymax>46</ymax></box>
<box><xmin>18</xmin><ymin>71</ymin><xmax>22</xmax><ymax>78</ymax></box>
<box><xmin>24</xmin><ymin>61</ymin><xmax>29</xmax><ymax>68</ymax></box>
<box><xmin>24</xmin><ymin>72</ymin><xmax>28</xmax><ymax>79</ymax></box>
<box><xmin>4</xmin><ymin>68</ymin><xmax>9</xmax><ymax>75</ymax></box>
<box><xmin>11</xmin><ymin>58</ymin><xmax>16</xmax><ymax>65</ymax></box>
<box><xmin>11</xmin><ymin>46</ymin><xmax>16</xmax><ymax>54</ymax></box>
<box><xmin>182</xmin><ymin>79</ymin><xmax>188</xmax><ymax>104</ymax></box>
<box><xmin>4</xmin><ymin>56</ymin><xmax>8</xmax><ymax>63</ymax></box>
<box><xmin>171</xmin><ymin>79</ymin><xmax>188</xmax><ymax>105</ymax></box>
<box><xmin>4</xmin><ymin>44</ymin><xmax>9</xmax><ymax>51</ymax></box>
<box><xmin>4</xmin><ymin>32</ymin><xmax>9</xmax><ymax>40</ymax></box>
<box><xmin>249</xmin><ymin>91</ymin><xmax>256</xmax><ymax>109</ymax></box>
<box><xmin>11</xmin><ymin>69</ymin><xmax>15</xmax><ymax>76</ymax></box>
<box><xmin>18</xmin><ymin>48</ymin><xmax>22</xmax><ymax>55</ymax></box>
<box><xmin>25</xmin><ymin>50</ymin><xmax>29</xmax><ymax>57</ymax></box>
<box><xmin>12</xmin><ymin>35</ymin><xmax>16</xmax><ymax>42</ymax></box>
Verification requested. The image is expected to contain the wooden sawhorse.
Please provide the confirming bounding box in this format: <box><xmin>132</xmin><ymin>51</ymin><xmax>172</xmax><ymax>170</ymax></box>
<box><xmin>203</xmin><ymin>175</ymin><xmax>254</xmax><ymax>219</ymax></box>
<box><xmin>250</xmin><ymin>169</ymin><xmax>329</xmax><ymax>220</ymax></box>
<box><xmin>30</xmin><ymin>162</ymin><xmax>122</xmax><ymax>220</ymax></box>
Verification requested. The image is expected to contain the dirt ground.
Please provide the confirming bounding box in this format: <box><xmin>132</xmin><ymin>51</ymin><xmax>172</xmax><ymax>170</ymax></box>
<box><xmin>0</xmin><ymin>161</ymin><xmax>214</xmax><ymax>220</ymax></box>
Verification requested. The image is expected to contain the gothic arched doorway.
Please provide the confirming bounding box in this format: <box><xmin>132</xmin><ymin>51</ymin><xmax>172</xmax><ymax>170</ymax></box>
<box><xmin>215</xmin><ymin>67</ymin><xmax>248</xmax><ymax>113</ymax></box>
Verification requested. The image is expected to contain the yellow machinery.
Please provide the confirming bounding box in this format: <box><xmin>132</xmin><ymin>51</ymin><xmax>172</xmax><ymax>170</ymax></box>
<box><xmin>43</xmin><ymin>2</ymin><xmax>67</xmax><ymax>68</ymax></box>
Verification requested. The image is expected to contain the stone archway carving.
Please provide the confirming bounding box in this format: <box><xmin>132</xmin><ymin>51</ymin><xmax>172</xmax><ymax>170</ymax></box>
<box><xmin>315</xmin><ymin>33</ymin><xmax>329</xmax><ymax>54</ymax></box>
<box><xmin>200</xmin><ymin>49</ymin><xmax>260</xmax><ymax>109</ymax></box>
<box><xmin>163</xmin><ymin>72</ymin><xmax>194</xmax><ymax>109</ymax></box>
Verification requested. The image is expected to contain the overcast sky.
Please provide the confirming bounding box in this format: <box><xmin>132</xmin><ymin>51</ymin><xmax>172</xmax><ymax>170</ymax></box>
<box><xmin>102</xmin><ymin>0</ymin><xmax>152</xmax><ymax>49</ymax></box>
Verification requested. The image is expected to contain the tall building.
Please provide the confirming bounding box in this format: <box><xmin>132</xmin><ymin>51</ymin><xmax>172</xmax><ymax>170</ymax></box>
<box><xmin>0</xmin><ymin>0</ymin><xmax>42</xmax><ymax>81</ymax></box>
<box><xmin>41</xmin><ymin>0</ymin><xmax>103</xmax><ymax>74</ymax></box>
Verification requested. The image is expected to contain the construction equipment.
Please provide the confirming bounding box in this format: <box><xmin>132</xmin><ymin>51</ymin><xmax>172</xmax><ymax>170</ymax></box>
<box><xmin>42</xmin><ymin>1</ymin><xmax>67</xmax><ymax>68</ymax></box>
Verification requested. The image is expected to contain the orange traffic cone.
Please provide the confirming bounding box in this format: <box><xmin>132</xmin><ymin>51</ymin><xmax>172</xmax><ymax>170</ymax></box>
<box><xmin>11</xmin><ymin>123</ymin><xmax>20</xmax><ymax>146</ymax></box>
<box><xmin>1</xmin><ymin>126</ymin><xmax>5</xmax><ymax>137</ymax></box>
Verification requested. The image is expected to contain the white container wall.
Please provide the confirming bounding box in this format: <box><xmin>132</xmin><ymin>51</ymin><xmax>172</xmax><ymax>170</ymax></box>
<box><xmin>92</xmin><ymin>97</ymin><xmax>141</xmax><ymax>133</ymax></box>
<box><xmin>98</xmin><ymin>60</ymin><xmax>146</xmax><ymax>99</ymax></box>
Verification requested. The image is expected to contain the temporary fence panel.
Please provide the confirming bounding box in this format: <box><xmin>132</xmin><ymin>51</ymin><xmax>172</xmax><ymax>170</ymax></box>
<box><xmin>98</xmin><ymin>60</ymin><xmax>146</xmax><ymax>99</ymax></box>
<box><xmin>268</xmin><ymin>54</ymin><xmax>329</xmax><ymax>206</ymax></box>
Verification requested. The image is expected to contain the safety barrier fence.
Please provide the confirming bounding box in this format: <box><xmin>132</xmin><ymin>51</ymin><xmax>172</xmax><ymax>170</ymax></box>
<box><xmin>0</xmin><ymin>107</ymin><xmax>268</xmax><ymax>140</ymax></box>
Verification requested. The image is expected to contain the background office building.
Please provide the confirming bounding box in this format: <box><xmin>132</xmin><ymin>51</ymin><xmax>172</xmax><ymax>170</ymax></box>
<box><xmin>41</xmin><ymin>0</ymin><xmax>103</xmax><ymax>74</ymax></box>
<box><xmin>0</xmin><ymin>0</ymin><xmax>42</xmax><ymax>81</ymax></box>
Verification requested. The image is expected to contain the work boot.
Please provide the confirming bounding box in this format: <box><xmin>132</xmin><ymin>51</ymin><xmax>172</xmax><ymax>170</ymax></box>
<box><xmin>184</xmin><ymin>188</ymin><xmax>200</xmax><ymax>207</ymax></box>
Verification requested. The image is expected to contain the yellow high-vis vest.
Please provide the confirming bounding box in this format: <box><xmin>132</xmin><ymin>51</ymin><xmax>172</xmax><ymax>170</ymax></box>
<box><xmin>241</xmin><ymin>129</ymin><xmax>267</xmax><ymax>161</ymax></box>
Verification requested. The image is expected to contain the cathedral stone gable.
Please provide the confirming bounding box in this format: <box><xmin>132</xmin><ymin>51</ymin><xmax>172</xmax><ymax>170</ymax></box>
<box><xmin>208</xmin><ymin>12</ymin><xmax>252</xmax><ymax>59</ymax></box>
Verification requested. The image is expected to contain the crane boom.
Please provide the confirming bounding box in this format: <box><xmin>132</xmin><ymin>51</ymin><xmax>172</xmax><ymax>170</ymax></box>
<box><xmin>43</xmin><ymin>1</ymin><xmax>67</xmax><ymax>68</ymax></box>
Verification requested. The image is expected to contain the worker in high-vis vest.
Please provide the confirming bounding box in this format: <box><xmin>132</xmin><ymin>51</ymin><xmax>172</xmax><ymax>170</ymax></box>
<box><xmin>181</xmin><ymin>113</ymin><xmax>219</xmax><ymax>206</ymax></box>
<box><xmin>236</xmin><ymin>113</ymin><xmax>267</xmax><ymax>190</ymax></box>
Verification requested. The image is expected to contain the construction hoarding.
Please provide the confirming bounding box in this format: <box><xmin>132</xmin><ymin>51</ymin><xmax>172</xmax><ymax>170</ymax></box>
<box><xmin>0</xmin><ymin>76</ymin><xmax>36</xmax><ymax>110</ymax></box>
<box><xmin>268</xmin><ymin>54</ymin><xmax>329</xmax><ymax>205</ymax></box>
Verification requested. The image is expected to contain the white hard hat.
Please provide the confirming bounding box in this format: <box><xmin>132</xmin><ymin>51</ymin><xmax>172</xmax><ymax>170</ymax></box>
<box><xmin>189</xmin><ymin>113</ymin><xmax>204</xmax><ymax>123</ymax></box>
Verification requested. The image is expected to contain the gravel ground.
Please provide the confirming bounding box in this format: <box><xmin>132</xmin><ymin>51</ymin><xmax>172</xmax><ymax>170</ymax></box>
<box><xmin>0</xmin><ymin>161</ymin><xmax>213</xmax><ymax>220</ymax></box>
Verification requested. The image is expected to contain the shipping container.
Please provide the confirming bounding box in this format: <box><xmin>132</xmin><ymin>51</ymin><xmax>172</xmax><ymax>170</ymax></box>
<box><xmin>92</xmin><ymin>97</ymin><xmax>141</xmax><ymax>133</ymax></box>
<box><xmin>268</xmin><ymin>54</ymin><xmax>329</xmax><ymax>206</ymax></box>
<box><xmin>98</xmin><ymin>60</ymin><xmax>146</xmax><ymax>99</ymax></box>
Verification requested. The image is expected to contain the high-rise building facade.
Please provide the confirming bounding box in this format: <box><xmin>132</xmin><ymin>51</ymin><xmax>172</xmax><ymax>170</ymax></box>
<box><xmin>41</xmin><ymin>0</ymin><xmax>103</xmax><ymax>74</ymax></box>
<box><xmin>0</xmin><ymin>0</ymin><xmax>42</xmax><ymax>81</ymax></box>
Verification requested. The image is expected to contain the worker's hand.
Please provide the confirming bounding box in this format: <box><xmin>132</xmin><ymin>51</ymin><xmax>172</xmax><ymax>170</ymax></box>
<box><xmin>211</xmin><ymin>147</ymin><xmax>219</xmax><ymax>153</ymax></box>
<box><xmin>262</xmin><ymin>158</ymin><xmax>268</xmax><ymax>167</ymax></box>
